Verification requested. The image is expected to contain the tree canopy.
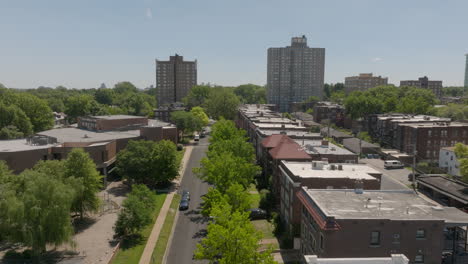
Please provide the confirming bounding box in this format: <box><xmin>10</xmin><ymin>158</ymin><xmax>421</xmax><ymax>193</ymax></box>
<box><xmin>204</xmin><ymin>88</ymin><xmax>240</xmax><ymax>120</ymax></box>
<box><xmin>344</xmin><ymin>85</ymin><xmax>437</xmax><ymax>119</ymax></box>
<box><xmin>454</xmin><ymin>143</ymin><xmax>468</xmax><ymax>182</ymax></box>
<box><xmin>116</xmin><ymin>140</ymin><xmax>179</xmax><ymax>186</ymax></box>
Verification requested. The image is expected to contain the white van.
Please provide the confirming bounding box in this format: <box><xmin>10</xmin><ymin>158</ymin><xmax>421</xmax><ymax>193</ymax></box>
<box><xmin>194</xmin><ymin>134</ymin><xmax>200</xmax><ymax>141</ymax></box>
<box><xmin>384</xmin><ymin>160</ymin><xmax>404</xmax><ymax>169</ymax></box>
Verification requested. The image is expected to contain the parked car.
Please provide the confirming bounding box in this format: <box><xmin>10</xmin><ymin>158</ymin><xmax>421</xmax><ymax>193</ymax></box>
<box><xmin>200</xmin><ymin>131</ymin><xmax>206</xmax><ymax>138</ymax></box>
<box><xmin>384</xmin><ymin>160</ymin><xmax>404</xmax><ymax>169</ymax></box>
<box><xmin>194</xmin><ymin>134</ymin><xmax>200</xmax><ymax>141</ymax></box>
<box><xmin>182</xmin><ymin>190</ymin><xmax>190</xmax><ymax>201</ymax></box>
<box><xmin>179</xmin><ymin>198</ymin><xmax>189</xmax><ymax>210</ymax></box>
<box><xmin>248</xmin><ymin>208</ymin><xmax>267</xmax><ymax>220</ymax></box>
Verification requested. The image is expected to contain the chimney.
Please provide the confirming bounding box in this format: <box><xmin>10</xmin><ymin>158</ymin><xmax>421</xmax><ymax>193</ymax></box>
<box><xmin>354</xmin><ymin>180</ymin><xmax>364</xmax><ymax>194</ymax></box>
<box><xmin>321</xmin><ymin>140</ymin><xmax>329</xmax><ymax>147</ymax></box>
<box><xmin>337</xmin><ymin>164</ymin><xmax>343</xmax><ymax>170</ymax></box>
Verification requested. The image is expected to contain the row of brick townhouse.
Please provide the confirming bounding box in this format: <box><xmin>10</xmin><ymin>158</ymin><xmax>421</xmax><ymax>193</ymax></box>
<box><xmin>236</xmin><ymin>105</ymin><xmax>468</xmax><ymax>263</ymax></box>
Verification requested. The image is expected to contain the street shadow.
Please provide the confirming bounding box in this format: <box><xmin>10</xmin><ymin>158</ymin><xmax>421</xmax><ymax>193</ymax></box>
<box><xmin>184</xmin><ymin>209</ymin><xmax>200</xmax><ymax>216</ymax></box>
<box><xmin>106</xmin><ymin>185</ymin><xmax>130</xmax><ymax>197</ymax></box>
<box><xmin>72</xmin><ymin>217</ymin><xmax>97</xmax><ymax>234</ymax></box>
<box><xmin>189</xmin><ymin>216</ymin><xmax>210</xmax><ymax>224</ymax></box>
<box><xmin>192</xmin><ymin>229</ymin><xmax>207</xmax><ymax>239</ymax></box>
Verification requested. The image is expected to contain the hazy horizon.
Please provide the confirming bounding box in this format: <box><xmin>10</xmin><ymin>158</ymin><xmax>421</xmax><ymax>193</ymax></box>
<box><xmin>1</xmin><ymin>0</ymin><xmax>467</xmax><ymax>89</ymax></box>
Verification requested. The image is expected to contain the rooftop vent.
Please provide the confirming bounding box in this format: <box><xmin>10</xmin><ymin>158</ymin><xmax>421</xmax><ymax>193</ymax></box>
<box><xmin>338</xmin><ymin>164</ymin><xmax>343</xmax><ymax>170</ymax></box>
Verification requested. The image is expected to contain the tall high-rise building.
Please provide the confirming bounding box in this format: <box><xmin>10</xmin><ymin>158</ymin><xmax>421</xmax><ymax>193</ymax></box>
<box><xmin>156</xmin><ymin>54</ymin><xmax>197</xmax><ymax>106</ymax></box>
<box><xmin>465</xmin><ymin>54</ymin><xmax>468</xmax><ymax>88</ymax></box>
<box><xmin>344</xmin><ymin>73</ymin><xmax>388</xmax><ymax>94</ymax></box>
<box><xmin>400</xmin><ymin>76</ymin><xmax>442</xmax><ymax>98</ymax></box>
<box><xmin>267</xmin><ymin>36</ymin><xmax>325</xmax><ymax>112</ymax></box>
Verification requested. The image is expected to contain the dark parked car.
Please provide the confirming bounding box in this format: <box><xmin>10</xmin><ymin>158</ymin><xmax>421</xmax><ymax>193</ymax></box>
<box><xmin>182</xmin><ymin>190</ymin><xmax>190</xmax><ymax>201</ymax></box>
<box><xmin>179</xmin><ymin>198</ymin><xmax>189</xmax><ymax>210</ymax></box>
<box><xmin>248</xmin><ymin>208</ymin><xmax>267</xmax><ymax>220</ymax></box>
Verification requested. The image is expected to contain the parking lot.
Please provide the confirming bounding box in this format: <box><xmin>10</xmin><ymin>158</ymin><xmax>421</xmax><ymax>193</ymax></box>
<box><xmin>361</xmin><ymin>158</ymin><xmax>412</xmax><ymax>190</ymax></box>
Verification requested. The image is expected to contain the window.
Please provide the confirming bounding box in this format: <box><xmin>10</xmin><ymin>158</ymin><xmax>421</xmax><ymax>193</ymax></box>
<box><xmin>370</xmin><ymin>231</ymin><xmax>380</xmax><ymax>246</ymax></box>
<box><xmin>415</xmin><ymin>254</ymin><xmax>424</xmax><ymax>263</ymax></box>
<box><xmin>416</xmin><ymin>229</ymin><xmax>426</xmax><ymax>239</ymax></box>
<box><xmin>427</xmin><ymin>130</ymin><xmax>432</xmax><ymax>137</ymax></box>
<box><xmin>393</xmin><ymin>233</ymin><xmax>400</xmax><ymax>244</ymax></box>
<box><xmin>320</xmin><ymin>234</ymin><xmax>324</xmax><ymax>250</ymax></box>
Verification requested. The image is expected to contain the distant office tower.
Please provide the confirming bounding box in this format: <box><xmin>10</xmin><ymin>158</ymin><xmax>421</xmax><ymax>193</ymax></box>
<box><xmin>465</xmin><ymin>54</ymin><xmax>468</xmax><ymax>87</ymax></box>
<box><xmin>267</xmin><ymin>36</ymin><xmax>325</xmax><ymax>112</ymax></box>
<box><xmin>156</xmin><ymin>54</ymin><xmax>197</xmax><ymax>106</ymax></box>
<box><xmin>344</xmin><ymin>73</ymin><xmax>388</xmax><ymax>93</ymax></box>
<box><xmin>400</xmin><ymin>76</ymin><xmax>442</xmax><ymax>98</ymax></box>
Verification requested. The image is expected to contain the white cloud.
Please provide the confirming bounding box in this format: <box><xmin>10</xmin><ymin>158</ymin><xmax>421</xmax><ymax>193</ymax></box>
<box><xmin>372</xmin><ymin>57</ymin><xmax>382</xmax><ymax>62</ymax></box>
<box><xmin>146</xmin><ymin>8</ymin><xmax>153</xmax><ymax>20</ymax></box>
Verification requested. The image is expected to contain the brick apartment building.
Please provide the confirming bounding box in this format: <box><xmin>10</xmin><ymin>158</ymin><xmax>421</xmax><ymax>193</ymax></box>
<box><xmin>156</xmin><ymin>54</ymin><xmax>197</xmax><ymax>106</ymax></box>
<box><xmin>400</xmin><ymin>76</ymin><xmax>443</xmax><ymax>99</ymax></box>
<box><xmin>301</xmin><ymin>139</ymin><xmax>358</xmax><ymax>164</ymax></box>
<box><xmin>313</xmin><ymin>102</ymin><xmax>346</xmax><ymax>127</ymax></box>
<box><xmin>0</xmin><ymin>116</ymin><xmax>177</xmax><ymax>175</ymax></box>
<box><xmin>278</xmin><ymin>160</ymin><xmax>381</xmax><ymax>232</ymax></box>
<box><xmin>344</xmin><ymin>73</ymin><xmax>388</xmax><ymax>94</ymax></box>
<box><xmin>297</xmin><ymin>188</ymin><xmax>468</xmax><ymax>264</ymax></box>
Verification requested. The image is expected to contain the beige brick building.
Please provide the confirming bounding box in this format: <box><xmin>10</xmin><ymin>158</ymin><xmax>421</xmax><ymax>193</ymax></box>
<box><xmin>344</xmin><ymin>73</ymin><xmax>388</xmax><ymax>94</ymax></box>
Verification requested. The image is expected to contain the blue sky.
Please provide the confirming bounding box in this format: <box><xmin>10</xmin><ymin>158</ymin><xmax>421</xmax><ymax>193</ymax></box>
<box><xmin>0</xmin><ymin>0</ymin><xmax>467</xmax><ymax>89</ymax></box>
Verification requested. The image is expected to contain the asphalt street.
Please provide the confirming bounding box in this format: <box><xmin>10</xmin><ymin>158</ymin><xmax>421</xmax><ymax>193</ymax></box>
<box><xmin>361</xmin><ymin>158</ymin><xmax>412</xmax><ymax>190</ymax></box>
<box><xmin>166</xmin><ymin>136</ymin><xmax>210</xmax><ymax>264</ymax></box>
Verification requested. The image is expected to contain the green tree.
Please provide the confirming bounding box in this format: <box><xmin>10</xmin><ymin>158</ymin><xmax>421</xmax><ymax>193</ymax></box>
<box><xmin>190</xmin><ymin>106</ymin><xmax>209</xmax><ymax>127</ymax></box>
<box><xmin>0</xmin><ymin>91</ymin><xmax>53</xmax><ymax>132</ymax></box>
<box><xmin>195</xmin><ymin>152</ymin><xmax>259</xmax><ymax>193</ymax></box>
<box><xmin>435</xmin><ymin>104</ymin><xmax>468</xmax><ymax>121</ymax></box>
<box><xmin>233</xmin><ymin>84</ymin><xmax>266</xmax><ymax>104</ymax></box>
<box><xmin>114</xmin><ymin>184</ymin><xmax>157</xmax><ymax>237</ymax></box>
<box><xmin>204</xmin><ymin>88</ymin><xmax>240</xmax><ymax>120</ymax></box>
<box><xmin>455</xmin><ymin>143</ymin><xmax>468</xmax><ymax>182</ymax></box>
<box><xmin>114</xmin><ymin>81</ymin><xmax>138</xmax><ymax>94</ymax></box>
<box><xmin>116</xmin><ymin>140</ymin><xmax>179</xmax><ymax>186</ymax></box>
<box><xmin>183</xmin><ymin>85</ymin><xmax>212</xmax><ymax>108</ymax></box>
<box><xmin>65</xmin><ymin>94</ymin><xmax>99</xmax><ymax>123</ymax></box>
<box><xmin>0</xmin><ymin>103</ymin><xmax>33</xmax><ymax>138</ymax></box>
<box><xmin>95</xmin><ymin>88</ymin><xmax>115</xmax><ymax>105</ymax></box>
<box><xmin>170</xmin><ymin>111</ymin><xmax>203</xmax><ymax>139</ymax></box>
<box><xmin>1</xmin><ymin>170</ymin><xmax>75</xmax><ymax>258</ymax></box>
<box><xmin>208</xmin><ymin>136</ymin><xmax>255</xmax><ymax>162</ymax></box>
<box><xmin>194</xmin><ymin>203</ymin><xmax>276</xmax><ymax>264</ymax></box>
<box><xmin>209</xmin><ymin>118</ymin><xmax>246</xmax><ymax>143</ymax></box>
<box><xmin>201</xmin><ymin>184</ymin><xmax>251</xmax><ymax>217</ymax></box>
<box><xmin>63</xmin><ymin>148</ymin><xmax>102</xmax><ymax>219</ymax></box>
<box><xmin>47</xmin><ymin>98</ymin><xmax>65</xmax><ymax>112</ymax></box>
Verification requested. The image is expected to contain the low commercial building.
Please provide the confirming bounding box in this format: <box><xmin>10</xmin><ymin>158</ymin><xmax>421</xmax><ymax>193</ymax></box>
<box><xmin>417</xmin><ymin>175</ymin><xmax>468</xmax><ymax>212</ymax></box>
<box><xmin>78</xmin><ymin>115</ymin><xmax>148</xmax><ymax>131</ymax></box>
<box><xmin>439</xmin><ymin>147</ymin><xmax>461</xmax><ymax>176</ymax></box>
<box><xmin>343</xmin><ymin>138</ymin><xmax>380</xmax><ymax>155</ymax></box>
<box><xmin>320</xmin><ymin>128</ymin><xmax>353</xmax><ymax>144</ymax></box>
<box><xmin>278</xmin><ymin>160</ymin><xmax>381</xmax><ymax>231</ymax></box>
<box><xmin>344</xmin><ymin>73</ymin><xmax>388</xmax><ymax>94</ymax></box>
<box><xmin>400</xmin><ymin>76</ymin><xmax>443</xmax><ymax>98</ymax></box>
<box><xmin>0</xmin><ymin>117</ymin><xmax>177</xmax><ymax>175</ymax></box>
<box><xmin>303</xmin><ymin>254</ymin><xmax>408</xmax><ymax>264</ymax></box>
<box><xmin>297</xmin><ymin>188</ymin><xmax>468</xmax><ymax>264</ymax></box>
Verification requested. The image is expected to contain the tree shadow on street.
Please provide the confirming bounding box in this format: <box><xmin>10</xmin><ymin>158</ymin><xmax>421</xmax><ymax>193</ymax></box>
<box><xmin>72</xmin><ymin>217</ymin><xmax>97</xmax><ymax>234</ymax></box>
<box><xmin>106</xmin><ymin>184</ymin><xmax>130</xmax><ymax>197</ymax></box>
<box><xmin>192</xmin><ymin>229</ymin><xmax>207</xmax><ymax>239</ymax></box>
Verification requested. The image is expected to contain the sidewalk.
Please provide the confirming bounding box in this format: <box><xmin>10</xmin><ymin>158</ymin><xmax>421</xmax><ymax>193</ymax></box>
<box><xmin>138</xmin><ymin>145</ymin><xmax>193</xmax><ymax>264</ymax></box>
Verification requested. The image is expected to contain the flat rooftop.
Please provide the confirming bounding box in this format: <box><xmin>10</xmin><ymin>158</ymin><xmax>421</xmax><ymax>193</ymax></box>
<box><xmin>282</xmin><ymin>161</ymin><xmax>380</xmax><ymax>180</ymax></box>
<box><xmin>0</xmin><ymin>139</ymin><xmax>55</xmax><ymax>152</ymax></box>
<box><xmin>90</xmin><ymin>115</ymin><xmax>147</xmax><ymax>120</ymax></box>
<box><xmin>400</xmin><ymin>122</ymin><xmax>468</xmax><ymax>128</ymax></box>
<box><xmin>38</xmin><ymin>127</ymin><xmax>140</xmax><ymax>143</ymax></box>
<box><xmin>254</xmin><ymin>123</ymin><xmax>306</xmax><ymax>130</ymax></box>
<box><xmin>258</xmin><ymin>129</ymin><xmax>321</xmax><ymax>139</ymax></box>
<box><xmin>417</xmin><ymin>175</ymin><xmax>468</xmax><ymax>204</ymax></box>
<box><xmin>303</xmin><ymin>188</ymin><xmax>468</xmax><ymax>223</ymax></box>
<box><xmin>304</xmin><ymin>142</ymin><xmax>355</xmax><ymax>156</ymax></box>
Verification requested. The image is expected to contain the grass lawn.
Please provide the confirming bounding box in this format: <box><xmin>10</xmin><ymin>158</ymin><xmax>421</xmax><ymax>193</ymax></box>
<box><xmin>150</xmin><ymin>194</ymin><xmax>181</xmax><ymax>264</ymax></box>
<box><xmin>111</xmin><ymin>193</ymin><xmax>167</xmax><ymax>264</ymax></box>
<box><xmin>248</xmin><ymin>183</ymin><xmax>261</xmax><ymax>208</ymax></box>
<box><xmin>251</xmin><ymin>220</ymin><xmax>275</xmax><ymax>239</ymax></box>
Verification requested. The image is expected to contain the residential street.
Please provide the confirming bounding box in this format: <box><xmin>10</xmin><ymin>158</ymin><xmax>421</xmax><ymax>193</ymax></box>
<box><xmin>166</xmin><ymin>136</ymin><xmax>210</xmax><ymax>264</ymax></box>
<box><xmin>361</xmin><ymin>158</ymin><xmax>412</xmax><ymax>190</ymax></box>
